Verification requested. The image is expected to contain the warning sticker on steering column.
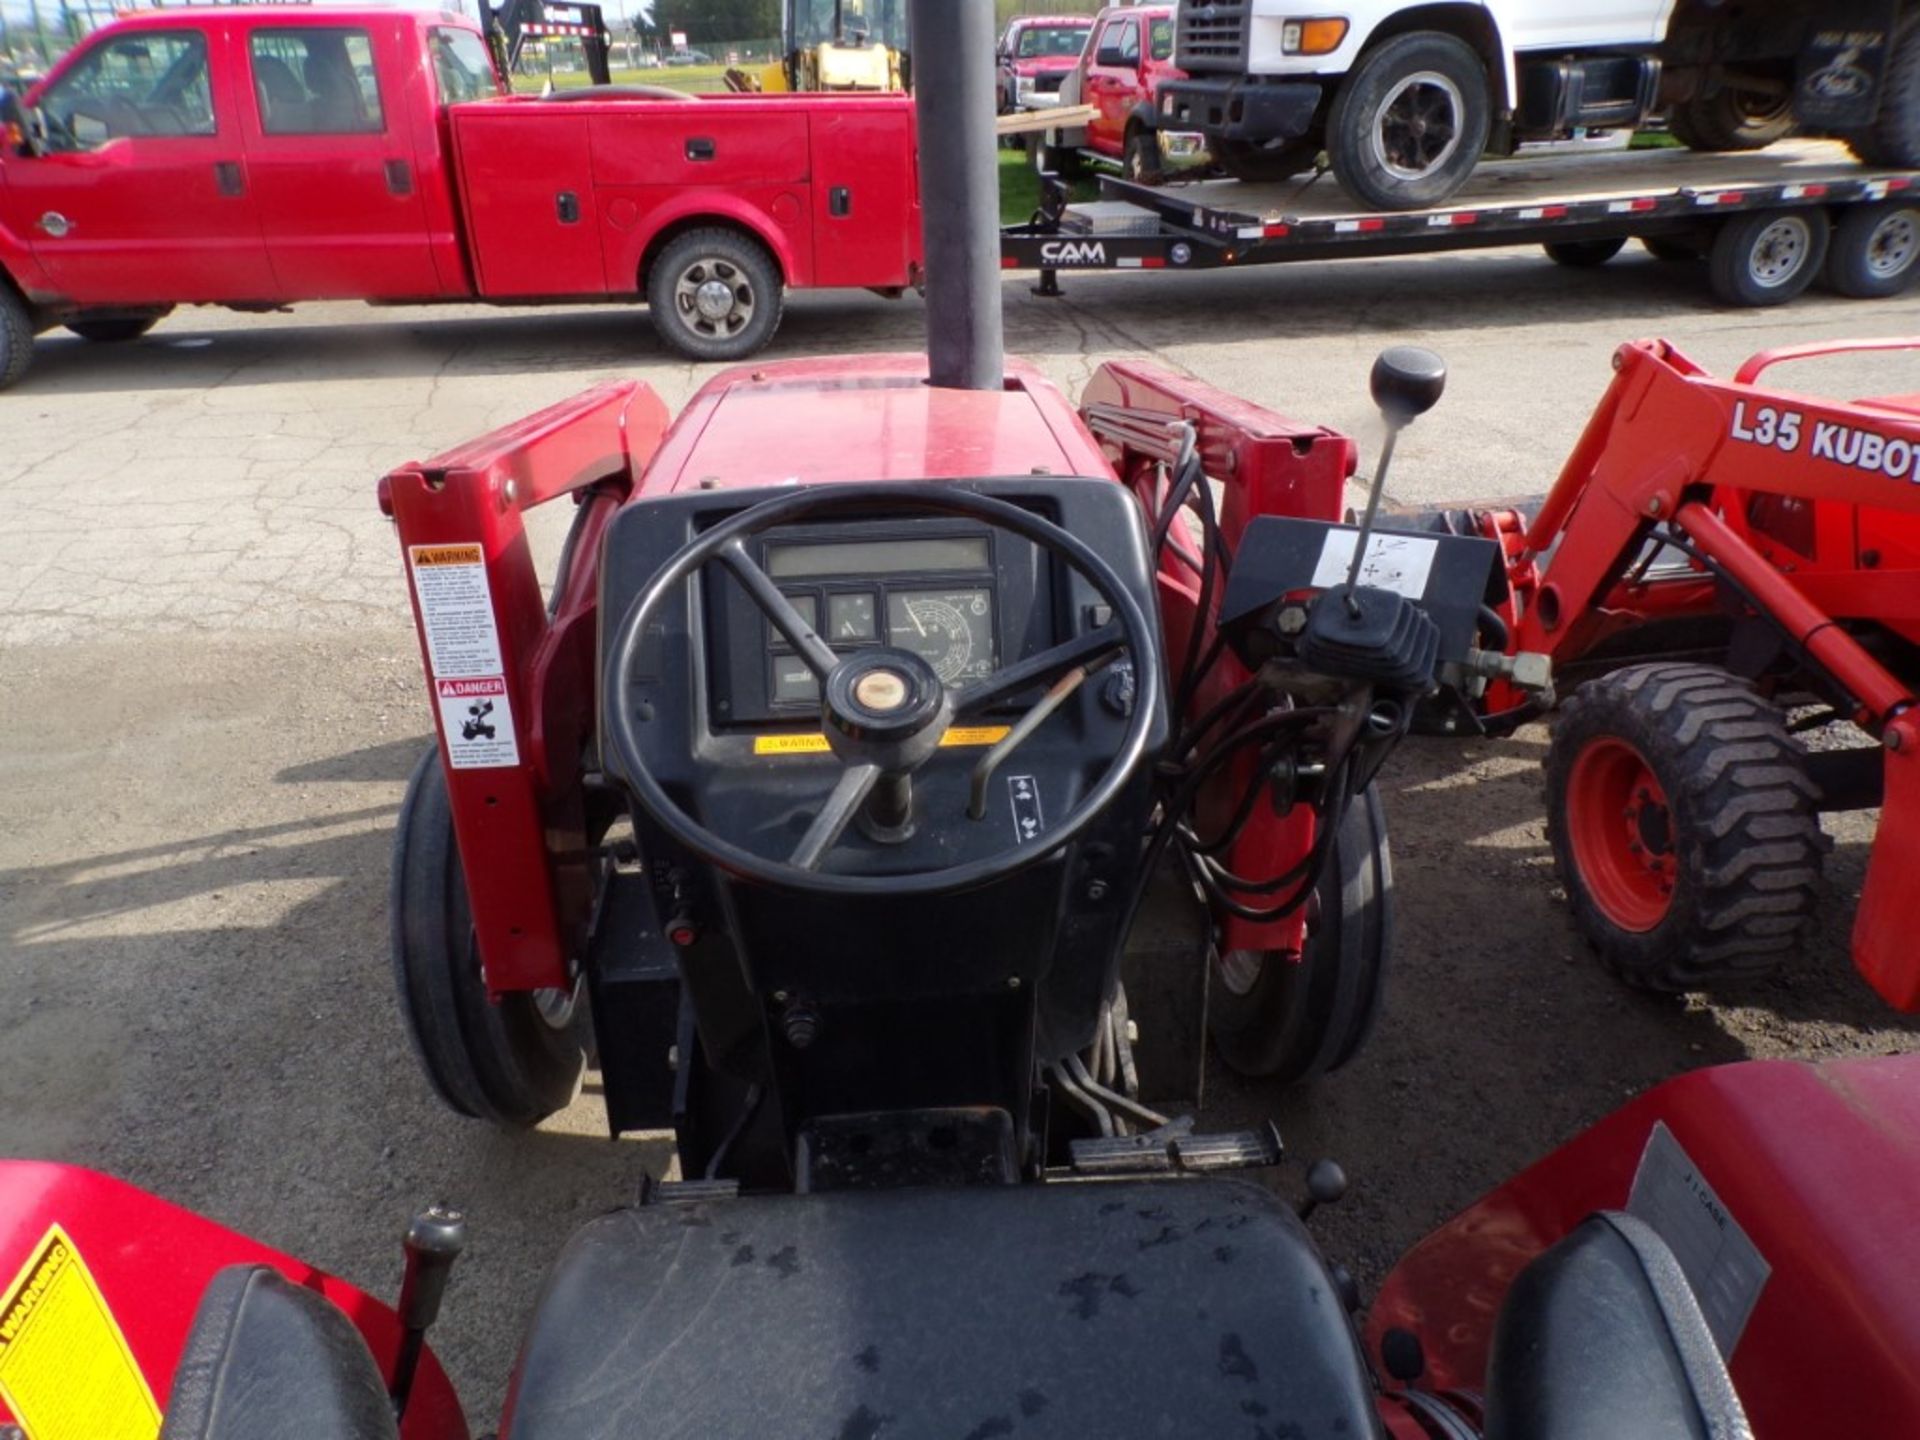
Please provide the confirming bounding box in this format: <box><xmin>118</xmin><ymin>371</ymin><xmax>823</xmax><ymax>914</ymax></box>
<box><xmin>0</xmin><ymin>1225</ymin><xmax>160</xmax><ymax>1440</ymax></box>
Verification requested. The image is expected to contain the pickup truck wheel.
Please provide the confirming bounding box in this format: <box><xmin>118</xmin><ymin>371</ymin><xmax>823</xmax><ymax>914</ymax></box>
<box><xmin>1826</xmin><ymin>202</ymin><xmax>1920</xmax><ymax>297</ymax></box>
<box><xmin>1028</xmin><ymin>130</ymin><xmax>1084</xmax><ymax>180</ymax></box>
<box><xmin>1327</xmin><ymin>31</ymin><xmax>1490</xmax><ymax>211</ymax></box>
<box><xmin>0</xmin><ymin>285</ymin><xmax>31</xmax><ymax>391</ymax></box>
<box><xmin>1668</xmin><ymin>86</ymin><xmax>1796</xmax><ymax>152</ymax></box>
<box><xmin>1213</xmin><ymin>138</ymin><xmax>1317</xmax><ymax>183</ymax></box>
<box><xmin>1123</xmin><ymin>127</ymin><xmax>1165</xmax><ymax>186</ymax></box>
<box><xmin>647</xmin><ymin>228</ymin><xmax>783</xmax><ymax>362</ymax></box>
<box><xmin>1207</xmin><ymin>782</ymin><xmax>1392</xmax><ymax>1084</ymax></box>
<box><xmin>1708</xmin><ymin>208</ymin><xmax>1829</xmax><ymax>305</ymax></box>
<box><xmin>1846</xmin><ymin>16</ymin><xmax>1920</xmax><ymax>166</ymax></box>
<box><xmin>67</xmin><ymin>313</ymin><xmax>167</xmax><ymax>344</ymax></box>
<box><xmin>1544</xmin><ymin>238</ymin><xmax>1626</xmax><ymax>267</ymax></box>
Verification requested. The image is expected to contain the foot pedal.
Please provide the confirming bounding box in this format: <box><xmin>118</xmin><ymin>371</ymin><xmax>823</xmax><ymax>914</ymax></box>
<box><xmin>1069</xmin><ymin>1119</ymin><xmax>1283</xmax><ymax>1177</ymax></box>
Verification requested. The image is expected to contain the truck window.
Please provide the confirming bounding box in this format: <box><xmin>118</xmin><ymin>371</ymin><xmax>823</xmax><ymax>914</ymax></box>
<box><xmin>36</xmin><ymin>30</ymin><xmax>215</xmax><ymax>150</ymax></box>
<box><xmin>1108</xmin><ymin>18</ymin><xmax>1139</xmax><ymax>65</ymax></box>
<box><xmin>1016</xmin><ymin>25</ymin><xmax>1086</xmax><ymax>59</ymax></box>
<box><xmin>429</xmin><ymin>28</ymin><xmax>504</xmax><ymax>104</ymax></box>
<box><xmin>250</xmin><ymin>28</ymin><xmax>384</xmax><ymax>135</ymax></box>
<box><xmin>1149</xmin><ymin>18</ymin><xmax>1173</xmax><ymax>62</ymax></box>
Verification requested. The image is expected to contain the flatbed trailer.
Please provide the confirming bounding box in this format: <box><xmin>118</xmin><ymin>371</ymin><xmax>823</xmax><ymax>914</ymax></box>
<box><xmin>1002</xmin><ymin>139</ymin><xmax>1920</xmax><ymax>307</ymax></box>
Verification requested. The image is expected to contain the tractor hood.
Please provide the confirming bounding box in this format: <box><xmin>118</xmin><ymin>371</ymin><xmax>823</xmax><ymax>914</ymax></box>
<box><xmin>637</xmin><ymin>354</ymin><xmax>1113</xmax><ymax>495</ymax></box>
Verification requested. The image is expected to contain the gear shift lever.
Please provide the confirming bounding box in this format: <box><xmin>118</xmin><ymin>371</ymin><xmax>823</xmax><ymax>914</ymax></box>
<box><xmin>390</xmin><ymin>1204</ymin><xmax>466</xmax><ymax>1421</ymax></box>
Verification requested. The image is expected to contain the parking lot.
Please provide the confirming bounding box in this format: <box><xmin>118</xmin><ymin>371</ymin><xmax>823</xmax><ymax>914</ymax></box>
<box><xmin>4</xmin><ymin>250</ymin><xmax>1916</xmax><ymax>1420</ymax></box>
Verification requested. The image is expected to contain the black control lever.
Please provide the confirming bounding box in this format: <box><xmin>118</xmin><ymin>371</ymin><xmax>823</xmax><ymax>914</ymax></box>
<box><xmin>1342</xmin><ymin>347</ymin><xmax>1447</xmax><ymax>616</ymax></box>
<box><xmin>390</xmin><ymin>1204</ymin><xmax>466</xmax><ymax>1420</ymax></box>
<box><xmin>1297</xmin><ymin>1157</ymin><xmax>1348</xmax><ymax>1223</ymax></box>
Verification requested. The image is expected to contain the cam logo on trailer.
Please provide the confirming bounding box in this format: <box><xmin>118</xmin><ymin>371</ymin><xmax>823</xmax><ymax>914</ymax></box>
<box><xmin>0</xmin><ymin>1225</ymin><xmax>160</xmax><ymax>1440</ymax></box>
<box><xmin>1039</xmin><ymin>240</ymin><xmax>1109</xmax><ymax>266</ymax></box>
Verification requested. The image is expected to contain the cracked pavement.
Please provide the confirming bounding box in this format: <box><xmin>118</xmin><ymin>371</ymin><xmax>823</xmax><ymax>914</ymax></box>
<box><xmin>2</xmin><ymin>256</ymin><xmax>1915</xmax><ymax>1424</ymax></box>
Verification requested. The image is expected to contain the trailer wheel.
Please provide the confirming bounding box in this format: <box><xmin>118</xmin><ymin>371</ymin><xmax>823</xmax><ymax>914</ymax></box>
<box><xmin>1123</xmin><ymin>126</ymin><xmax>1165</xmax><ymax>186</ymax></box>
<box><xmin>1213</xmin><ymin>137</ymin><xmax>1317</xmax><ymax>183</ymax></box>
<box><xmin>1544</xmin><ymin>238</ymin><xmax>1627</xmax><ymax>267</ymax></box>
<box><xmin>66</xmin><ymin>310</ymin><xmax>168</xmax><ymax>343</ymax></box>
<box><xmin>1209</xmin><ymin>782</ymin><xmax>1392</xmax><ymax>1084</ymax></box>
<box><xmin>1667</xmin><ymin>86</ymin><xmax>1796</xmax><ymax>152</ymax></box>
<box><xmin>1825</xmin><ymin>202</ymin><xmax>1920</xmax><ymax>298</ymax></box>
<box><xmin>1326</xmin><ymin>31</ymin><xmax>1490</xmax><ymax>211</ymax></box>
<box><xmin>646</xmin><ymin>228</ymin><xmax>783</xmax><ymax>363</ymax></box>
<box><xmin>391</xmin><ymin>746</ymin><xmax>585</xmax><ymax>1127</ymax></box>
<box><xmin>1545</xmin><ymin>663</ymin><xmax>1825</xmax><ymax>993</ymax></box>
<box><xmin>1845</xmin><ymin>16</ymin><xmax>1920</xmax><ymax>166</ymax></box>
<box><xmin>1708</xmin><ymin>208</ymin><xmax>1829</xmax><ymax>305</ymax></box>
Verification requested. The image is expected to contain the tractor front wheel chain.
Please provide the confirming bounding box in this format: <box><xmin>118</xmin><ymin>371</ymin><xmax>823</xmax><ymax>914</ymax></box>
<box><xmin>1545</xmin><ymin>662</ymin><xmax>1827</xmax><ymax>993</ymax></box>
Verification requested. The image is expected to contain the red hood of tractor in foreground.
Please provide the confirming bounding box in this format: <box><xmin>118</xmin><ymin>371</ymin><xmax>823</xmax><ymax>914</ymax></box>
<box><xmin>641</xmin><ymin>355</ymin><xmax>1115</xmax><ymax>493</ymax></box>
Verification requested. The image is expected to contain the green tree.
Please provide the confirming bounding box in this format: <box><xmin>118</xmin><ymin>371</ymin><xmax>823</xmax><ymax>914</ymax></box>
<box><xmin>650</xmin><ymin>0</ymin><xmax>778</xmax><ymax>46</ymax></box>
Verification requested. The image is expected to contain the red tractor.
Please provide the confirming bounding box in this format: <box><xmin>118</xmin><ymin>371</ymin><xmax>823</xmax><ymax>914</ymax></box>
<box><xmin>7</xmin><ymin>4</ymin><xmax>1920</xmax><ymax>1438</ymax></box>
<box><xmin>1412</xmin><ymin>336</ymin><xmax>1920</xmax><ymax>1010</ymax></box>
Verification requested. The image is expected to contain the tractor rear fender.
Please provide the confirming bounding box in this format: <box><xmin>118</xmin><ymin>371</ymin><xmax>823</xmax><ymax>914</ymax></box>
<box><xmin>379</xmin><ymin>381</ymin><xmax>673</xmax><ymax>996</ymax></box>
<box><xmin>1855</xmin><ymin>708</ymin><xmax>1920</xmax><ymax>1010</ymax></box>
<box><xmin>623</xmin><ymin>198</ymin><xmax>797</xmax><ymax>295</ymax></box>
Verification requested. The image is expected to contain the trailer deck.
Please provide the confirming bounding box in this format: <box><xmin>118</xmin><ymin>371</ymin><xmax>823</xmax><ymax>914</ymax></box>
<box><xmin>1002</xmin><ymin>140</ymin><xmax>1920</xmax><ymax>304</ymax></box>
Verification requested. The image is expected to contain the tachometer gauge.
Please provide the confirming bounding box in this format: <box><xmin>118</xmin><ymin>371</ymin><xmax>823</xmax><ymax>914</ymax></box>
<box><xmin>887</xmin><ymin>589</ymin><xmax>995</xmax><ymax>685</ymax></box>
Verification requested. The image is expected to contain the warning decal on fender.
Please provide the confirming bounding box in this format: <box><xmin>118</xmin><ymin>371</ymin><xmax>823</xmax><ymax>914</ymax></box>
<box><xmin>0</xmin><ymin>1225</ymin><xmax>160</xmax><ymax>1440</ymax></box>
<box><xmin>1627</xmin><ymin>1122</ymin><xmax>1771</xmax><ymax>1357</ymax></box>
<box><xmin>436</xmin><ymin>675</ymin><xmax>520</xmax><ymax>770</ymax></box>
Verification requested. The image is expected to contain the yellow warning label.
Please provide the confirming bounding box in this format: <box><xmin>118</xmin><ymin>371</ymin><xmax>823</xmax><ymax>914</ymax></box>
<box><xmin>0</xmin><ymin>1226</ymin><xmax>159</xmax><ymax>1440</ymax></box>
<box><xmin>752</xmin><ymin>725</ymin><xmax>1011</xmax><ymax>757</ymax></box>
<box><xmin>410</xmin><ymin>543</ymin><xmax>484</xmax><ymax>567</ymax></box>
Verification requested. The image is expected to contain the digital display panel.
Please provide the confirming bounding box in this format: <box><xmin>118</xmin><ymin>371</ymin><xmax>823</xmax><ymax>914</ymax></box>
<box><xmin>767</xmin><ymin>535</ymin><xmax>991</xmax><ymax>579</ymax></box>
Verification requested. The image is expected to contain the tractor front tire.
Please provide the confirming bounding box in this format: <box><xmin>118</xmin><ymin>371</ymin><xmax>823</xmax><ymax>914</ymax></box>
<box><xmin>646</xmin><ymin>227</ymin><xmax>783</xmax><ymax>363</ymax></box>
<box><xmin>0</xmin><ymin>283</ymin><xmax>33</xmax><ymax>391</ymax></box>
<box><xmin>1209</xmin><ymin>782</ymin><xmax>1392</xmax><ymax>1084</ymax></box>
<box><xmin>1545</xmin><ymin>663</ymin><xmax>1825</xmax><ymax>993</ymax></box>
<box><xmin>391</xmin><ymin>746</ymin><xmax>586</xmax><ymax>1127</ymax></box>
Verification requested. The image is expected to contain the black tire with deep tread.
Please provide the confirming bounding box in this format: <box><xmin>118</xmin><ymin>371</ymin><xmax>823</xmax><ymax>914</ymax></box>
<box><xmin>1213</xmin><ymin>137</ymin><xmax>1317</xmax><ymax>184</ymax></box>
<box><xmin>0</xmin><ymin>282</ymin><xmax>33</xmax><ymax>391</ymax></box>
<box><xmin>645</xmin><ymin>226</ymin><xmax>783</xmax><ymax>363</ymax></box>
<box><xmin>1327</xmin><ymin>31</ymin><xmax>1491</xmax><ymax>211</ymax></box>
<box><xmin>390</xmin><ymin>746</ymin><xmax>584</xmax><ymax>1126</ymax></box>
<box><xmin>1122</xmin><ymin>126</ymin><xmax>1165</xmax><ymax>186</ymax></box>
<box><xmin>1208</xmin><ymin>782</ymin><xmax>1393</xmax><ymax>1084</ymax></box>
<box><xmin>1846</xmin><ymin>16</ymin><xmax>1920</xmax><ymax>166</ymax></box>
<box><xmin>1544</xmin><ymin>237</ymin><xmax>1627</xmax><ymax>268</ymax></box>
<box><xmin>1708</xmin><ymin>207</ymin><xmax>1829</xmax><ymax>305</ymax></box>
<box><xmin>1545</xmin><ymin>663</ymin><xmax>1825</xmax><ymax>993</ymax></box>
<box><xmin>1667</xmin><ymin>87</ymin><xmax>1796</xmax><ymax>152</ymax></box>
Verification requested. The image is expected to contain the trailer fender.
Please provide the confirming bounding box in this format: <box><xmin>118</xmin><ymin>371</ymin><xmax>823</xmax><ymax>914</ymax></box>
<box><xmin>1354</xmin><ymin>4</ymin><xmax>1513</xmax><ymax>114</ymax></box>
<box><xmin>623</xmin><ymin>198</ymin><xmax>797</xmax><ymax>297</ymax></box>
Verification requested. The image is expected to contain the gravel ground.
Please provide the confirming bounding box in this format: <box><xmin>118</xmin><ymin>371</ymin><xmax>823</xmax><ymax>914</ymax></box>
<box><xmin>2</xmin><ymin>252</ymin><xmax>1915</xmax><ymax>1424</ymax></box>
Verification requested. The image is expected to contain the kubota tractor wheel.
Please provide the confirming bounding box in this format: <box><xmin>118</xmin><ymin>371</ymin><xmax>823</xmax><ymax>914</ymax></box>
<box><xmin>1545</xmin><ymin>663</ymin><xmax>1825</xmax><ymax>993</ymax></box>
<box><xmin>391</xmin><ymin>746</ymin><xmax>585</xmax><ymax>1126</ymax></box>
<box><xmin>646</xmin><ymin>227</ymin><xmax>783</xmax><ymax>363</ymax></box>
<box><xmin>1209</xmin><ymin>782</ymin><xmax>1392</xmax><ymax>1084</ymax></box>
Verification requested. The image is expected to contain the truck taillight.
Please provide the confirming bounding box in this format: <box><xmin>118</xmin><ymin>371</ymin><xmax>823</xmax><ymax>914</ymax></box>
<box><xmin>1281</xmin><ymin>18</ymin><xmax>1348</xmax><ymax>56</ymax></box>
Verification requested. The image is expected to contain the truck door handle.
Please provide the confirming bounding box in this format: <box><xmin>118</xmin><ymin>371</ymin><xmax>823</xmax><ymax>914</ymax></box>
<box><xmin>556</xmin><ymin>191</ymin><xmax>580</xmax><ymax>224</ymax></box>
<box><xmin>685</xmin><ymin>137</ymin><xmax>715</xmax><ymax>161</ymax></box>
<box><xmin>385</xmin><ymin>159</ymin><xmax>413</xmax><ymax>197</ymax></box>
<box><xmin>213</xmin><ymin>161</ymin><xmax>244</xmax><ymax>197</ymax></box>
<box><xmin>829</xmin><ymin>186</ymin><xmax>851</xmax><ymax>218</ymax></box>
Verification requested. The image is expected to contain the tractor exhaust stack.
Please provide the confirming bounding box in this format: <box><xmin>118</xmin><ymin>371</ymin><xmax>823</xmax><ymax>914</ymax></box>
<box><xmin>910</xmin><ymin>0</ymin><xmax>1006</xmax><ymax>392</ymax></box>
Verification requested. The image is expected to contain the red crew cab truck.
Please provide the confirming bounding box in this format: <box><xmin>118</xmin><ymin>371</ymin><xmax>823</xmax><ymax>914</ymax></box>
<box><xmin>0</xmin><ymin>4</ymin><xmax>921</xmax><ymax>390</ymax></box>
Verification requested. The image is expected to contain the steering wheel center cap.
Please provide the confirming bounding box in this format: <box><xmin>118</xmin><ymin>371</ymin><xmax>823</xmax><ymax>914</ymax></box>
<box><xmin>853</xmin><ymin>668</ymin><xmax>910</xmax><ymax>713</ymax></box>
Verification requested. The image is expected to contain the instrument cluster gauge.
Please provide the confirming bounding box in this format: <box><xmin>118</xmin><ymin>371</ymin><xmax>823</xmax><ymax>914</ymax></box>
<box><xmin>887</xmin><ymin>589</ymin><xmax>995</xmax><ymax>685</ymax></box>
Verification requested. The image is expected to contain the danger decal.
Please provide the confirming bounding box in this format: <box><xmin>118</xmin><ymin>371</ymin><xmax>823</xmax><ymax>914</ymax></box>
<box><xmin>0</xmin><ymin>1226</ymin><xmax>160</xmax><ymax>1440</ymax></box>
<box><xmin>410</xmin><ymin>543</ymin><xmax>520</xmax><ymax>769</ymax></box>
<box><xmin>1730</xmin><ymin>400</ymin><xmax>1920</xmax><ymax>482</ymax></box>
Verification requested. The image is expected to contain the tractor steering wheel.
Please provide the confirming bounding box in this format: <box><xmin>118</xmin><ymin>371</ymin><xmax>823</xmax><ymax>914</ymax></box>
<box><xmin>605</xmin><ymin>483</ymin><xmax>1160</xmax><ymax>896</ymax></box>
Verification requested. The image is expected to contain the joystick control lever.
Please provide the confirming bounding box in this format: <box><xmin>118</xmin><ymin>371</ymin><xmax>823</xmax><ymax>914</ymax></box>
<box><xmin>390</xmin><ymin>1204</ymin><xmax>466</xmax><ymax>1420</ymax></box>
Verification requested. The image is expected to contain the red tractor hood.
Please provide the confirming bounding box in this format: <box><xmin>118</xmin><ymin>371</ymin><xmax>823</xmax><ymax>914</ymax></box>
<box><xmin>637</xmin><ymin>354</ymin><xmax>1114</xmax><ymax>494</ymax></box>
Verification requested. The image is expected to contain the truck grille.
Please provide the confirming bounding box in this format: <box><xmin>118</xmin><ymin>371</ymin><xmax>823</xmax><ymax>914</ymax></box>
<box><xmin>1176</xmin><ymin>0</ymin><xmax>1248</xmax><ymax>73</ymax></box>
<box><xmin>1035</xmin><ymin>73</ymin><xmax>1065</xmax><ymax>93</ymax></box>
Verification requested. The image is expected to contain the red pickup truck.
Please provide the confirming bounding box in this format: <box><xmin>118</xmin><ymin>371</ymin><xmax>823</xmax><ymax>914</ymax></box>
<box><xmin>0</xmin><ymin>5</ymin><xmax>921</xmax><ymax>390</ymax></box>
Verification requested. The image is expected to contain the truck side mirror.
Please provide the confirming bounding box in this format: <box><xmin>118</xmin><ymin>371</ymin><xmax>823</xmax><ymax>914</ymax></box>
<box><xmin>1095</xmin><ymin>45</ymin><xmax>1126</xmax><ymax>67</ymax></box>
<box><xmin>0</xmin><ymin>89</ymin><xmax>39</xmax><ymax>158</ymax></box>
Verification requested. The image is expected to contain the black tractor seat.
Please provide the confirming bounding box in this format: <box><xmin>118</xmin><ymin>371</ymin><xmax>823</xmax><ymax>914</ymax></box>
<box><xmin>499</xmin><ymin>1177</ymin><xmax>1383</xmax><ymax>1439</ymax></box>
